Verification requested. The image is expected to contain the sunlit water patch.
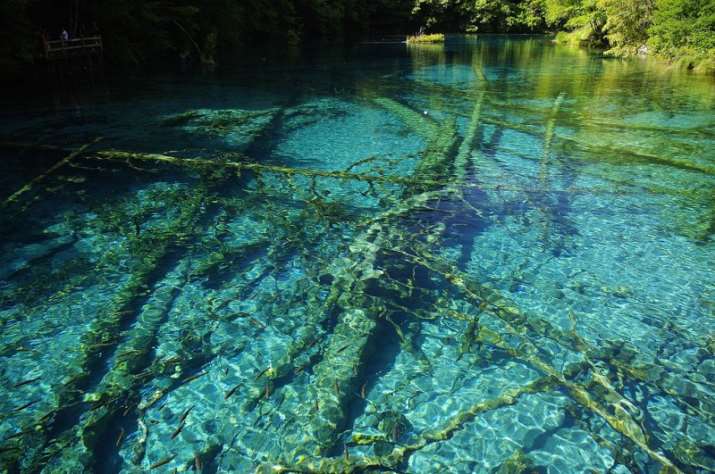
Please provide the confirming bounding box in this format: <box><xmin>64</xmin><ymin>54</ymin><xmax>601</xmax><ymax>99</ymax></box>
<box><xmin>0</xmin><ymin>35</ymin><xmax>714</xmax><ymax>473</ymax></box>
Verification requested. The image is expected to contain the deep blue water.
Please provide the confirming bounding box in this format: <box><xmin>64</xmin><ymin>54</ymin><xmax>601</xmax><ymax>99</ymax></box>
<box><xmin>0</xmin><ymin>35</ymin><xmax>714</xmax><ymax>473</ymax></box>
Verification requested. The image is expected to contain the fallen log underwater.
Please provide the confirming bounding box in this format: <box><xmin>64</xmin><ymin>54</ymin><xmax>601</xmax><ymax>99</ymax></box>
<box><xmin>0</xmin><ymin>110</ymin><xmax>288</xmax><ymax>471</ymax></box>
<box><xmin>249</xmin><ymin>95</ymin><xmax>464</xmax><ymax>459</ymax></box>
<box><xmin>476</xmin><ymin>116</ymin><xmax>715</xmax><ymax>176</ymax></box>
<box><xmin>0</xmin><ymin>93</ymin><xmax>711</xmax><ymax>474</ymax></box>
<box><xmin>1</xmin><ymin>183</ymin><xmax>220</xmax><ymax>472</ymax></box>
<box><xmin>249</xmin><ymin>97</ymin><xmax>702</xmax><ymax>473</ymax></box>
<box><xmin>372</xmin><ymin>78</ymin><xmax>714</xmax><ymax>177</ymax></box>
<box><xmin>255</xmin><ymin>97</ymin><xmax>703</xmax><ymax>471</ymax></box>
<box><xmin>1</xmin><ymin>141</ymin><xmax>705</xmax><ymax>201</ymax></box>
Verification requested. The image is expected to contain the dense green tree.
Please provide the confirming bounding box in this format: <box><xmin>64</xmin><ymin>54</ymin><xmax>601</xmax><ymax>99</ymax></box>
<box><xmin>598</xmin><ymin>0</ymin><xmax>655</xmax><ymax>55</ymax></box>
<box><xmin>410</xmin><ymin>0</ymin><xmax>545</xmax><ymax>32</ymax></box>
<box><xmin>544</xmin><ymin>0</ymin><xmax>607</xmax><ymax>46</ymax></box>
<box><xmin>0</xmin><ymin>0</ymin><xmax>712</xmax><ymax>77</ymax></box>
<box><xmin>648</xmin><ymin>0</ymin><xmax>715</xmax><ymax>54</ymax></box>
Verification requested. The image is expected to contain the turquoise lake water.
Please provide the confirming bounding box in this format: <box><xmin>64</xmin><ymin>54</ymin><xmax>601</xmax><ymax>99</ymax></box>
<box><xmin>0</xmin><ymin>35</ymin><xmax>714</xmax><ymax>473</ymax></box>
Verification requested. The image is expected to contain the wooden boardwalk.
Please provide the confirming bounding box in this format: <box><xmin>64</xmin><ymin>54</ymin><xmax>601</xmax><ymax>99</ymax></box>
<box><xmin>44</xmin><ymin>36</ymin><xmax>103</xmax><ymax>60</ymax></box>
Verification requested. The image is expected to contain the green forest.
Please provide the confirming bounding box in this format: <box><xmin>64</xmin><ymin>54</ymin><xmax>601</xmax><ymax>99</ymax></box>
<box><xmin>1</xmin><ymin>0</ymin><xmax>713</xmax><ymax>76</ymax></box>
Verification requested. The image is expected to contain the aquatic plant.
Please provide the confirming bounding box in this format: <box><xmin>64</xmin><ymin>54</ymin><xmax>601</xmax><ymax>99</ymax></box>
<box><xmin>160</xmin><ymin>108</ymin><xmax>282</xmax><ymax>150</ymax></box>
<box><xmin>406</xmin><ymin>33</ymin><xmax>446</xmax><ymax>44</ymax></box>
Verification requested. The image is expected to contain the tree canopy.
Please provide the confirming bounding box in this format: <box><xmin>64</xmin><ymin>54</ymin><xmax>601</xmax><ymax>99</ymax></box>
<box><xmin>1</xmin><ymin>0</ymin><xmax>712</xmax><ymax>75</ymax></box>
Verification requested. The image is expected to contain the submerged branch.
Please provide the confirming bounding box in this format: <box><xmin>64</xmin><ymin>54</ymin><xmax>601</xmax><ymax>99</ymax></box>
<box><xmin>479</xmin><ymin>117</ymin><xmax>715</xmax><ymax>176</ymax></box>
<box><xmin>91</xmin><ymin>149</ymin><xmax>450</xmax><ymax>187</ymax></box>
<box><xmin>2</xmin><ymin>138</ymin><xmax>102</xmax><ymax>209</ymax></box>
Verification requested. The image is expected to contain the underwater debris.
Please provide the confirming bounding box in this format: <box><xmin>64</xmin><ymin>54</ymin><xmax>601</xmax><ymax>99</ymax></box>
<box><xmin>2</xmin><ymin>179</ymin><xmax>228</xmax><ymax>472</ymax></box>
<box><xmin>380</xmin><ymin>241</ymin><xmax>703</xmax><ymax>471</ymax></box>
<box><xmin>225</xmin><ymin>384</ymin><xmax>241</xmax><ymax>400</ymax></box>
<box><xmin>672</xmin><ymin>439</ymin><xmax>715</xmax><ymax>471</ymax></box>
<box><xmin>372</xmin><ymin>97</ymin><xmax>439</xmax><ymax>141</ymax></box>
<box><xmin>159</xmin><ymin>108</ymin><xmax>281</xmax><ymax>150</ymax></box>
<box><xmin>457</xmin><ymin>316</ymin><xmax>480</xmax><ymax>360</ymax></box>
<box><xmin>495</xmin><ymin>449</ymin><xmax>534</xmax><ymax>474</ymax></box>
<box><xmin>13</xmin><ymin>399</ymin><xmax>39</xmax><ymax>413</ymax></box>
<box><xmin>478</xmin><ymin>115</ymin><xmax>715</xmax><ymax>176</ymax></box>
<box><xmin>377</xmin><ymin>410</ymin><xmax>412</xmax><ymax>443</ymax></box>
<box><xmin>115</xmin><ymin>428</ymin><xmax>125</xmax><ymax>448</ymax></box>
<box><xmin>454</xmin><ymin>91</ymin><xmax>485</xmax><ymax>183</ymax></box>
<box><xmin>408</xmin><ymin>243</ymin><xmax>712</xmax><ymax>403</ymax></box>
<box><xmin>12</xmin><ymin>376</ymin><xmax>41</xmax><ymax>388</ymax></box>
<box><xmin>149</xmin><ymin>454</ymin><xmax>176</xmax><ymax>469</ymax></box>
<box><xmin>455</xmin><ymin>308</ymin><xmax>684</xmax><ymax>472</ymax></box>
<box><xmin>159</xmin><ymin>110</ymin><xmax>201</xmax><ymax>127</ymax></box>
<box><xmin>263</xmin><ymin>95</ymin><xmax>465</xmax><ymax>461</ymax></box>
<box><xmin>410</xmin><ymin>119</ymin><xmax>459</xmax><ymax>191</ymax></box>
<box><xmin>259</xmin><ymin>377</ymin><xmax>554</xmax><ymax>473</ymax></box>
<box><xmin>2</xmin><ymin>138</ymin><xmax>102</xmax><ymax>211</ymax></box>
<box><xmin>90</xmin><ymin>149</ymin><xmax>448</xmax><ymax>188</ymax></box>
<box><xmin>191</xmin><ymin>239</ymin><xmax>269</xmax><ymax>281</ymax></box>
<box><xmin>539</xmin><ymin>92</ymin><xmax>566</xmax><ymax>179</ymax></box>
<box><xmin>0</xmin><ymin>63</ymin><xmax>711</xmax><ymax>474</ymax></box>
<box><xmin>171</xmin><ymin>421</ymin><xmax>186</xmax><ymax>440</ymax></box>
<box><xmin>537</xmin><ymin>92</ymin><xmax>566</xmax><ymax>250</ymax></box>
<box><xmin>374</xmin><ymin>96</ymin><xmax>460</xmax><ymax>194</ymax></box>
<box><xmin>179</xmin><ymin>405</ymin><xmax>194</xmax><ymax>424</ymax></box>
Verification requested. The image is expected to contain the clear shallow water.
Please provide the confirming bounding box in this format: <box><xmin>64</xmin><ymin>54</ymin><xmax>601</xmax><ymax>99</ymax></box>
<box><xmin>0</xmin><ymin>35</ymin><xmax>714</xmax><ymax>473</ymax></box>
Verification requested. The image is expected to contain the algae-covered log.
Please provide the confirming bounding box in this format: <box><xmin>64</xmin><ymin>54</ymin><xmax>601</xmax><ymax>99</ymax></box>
<box><xmin>409</xmin><ymin>118</ymin><xmax>459</xmax><ymax>192</ymax></box>
<box><xmin>272</xmin><ymin>97</ymin><xmax>464</xmax><ymax>459</ymax></box>
<box><xmin>537</xmin><ymin>92</ymin><xmax>566</xmax><ymax>249</ymax></box>
<box><xmin>275</xmin><ymin>193</ymin><xmax>445</xmax><ymax>458</ymax></box>
<box><xmin>470</xmin><ymin>321</ymin><xmax>683</xmax><ymax>473</ymax></box>
<box><xmin>374</xmin><ymin>96</ymin><xmax>460</xmax><ymax>194</ymax></box>
<box><xmin>478</xmin><ymin>116</ymin><xmax>715</xmax><ymax>176</ymax></box>
<box><xmin>2</xmin><ymin>138</ymin><xmax>101</xmax><ymax>211</ymax></box>
<box><xmin>49</xmin><ymin>259</ymin><xmax>191</xmax><ymax>470</ymax></box>
<box><xmin>372</xmin><ymin>97</ymin><xmax>438</xmax><ymax>141</ymax></box>
<box><xmin>454</xmin><ymin>91</ymin><xmax>485</xmax><ymax>183</ymax></box>
<box><xmin>2</xmin><ymin>253</ymin><xmax>172</xmax><ymax>470</ymax></box>
<box><xmin>90</xmin><ymin>149</ymin><xmax>448</xmax><ymax>188</ymax></box>
<box><xmin>537</xmin><ymin>92</ymin><xmax>565</xmax><ymax>186</ymax></box>
<box><xmin>2</xmin><ymin>182</ymin><xmax>214</xmax><ymax>471</ymax></box>
<box><xmin>259</xmin><ymin>377</ymin><xmax>554</xmax><ymax>474</ymax></box>
<box><xmin>244</xmin><ymin>189</ymin><xmax>457</xmax><ymax>406</ymax></box>
<box><xmin>253</xmin><ymin>98</ymin><xmax>468</xmax><ymax>408</ymax></box>
<box><xmin>386</xmin><ymin>244</ymin><xmax>704</xmax><ymax>471</ymax></box>
<box><xmin>403</xmin><ymin>243</ymin><xmax>713</xmax><ymax>404</ymax></box>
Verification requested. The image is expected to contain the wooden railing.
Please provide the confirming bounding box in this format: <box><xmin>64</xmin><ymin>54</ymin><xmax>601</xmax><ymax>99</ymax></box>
<box><xmin>44</xmin><ymin>36</ymin><xmax>103</xmax><ymax>58</ymax></box>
